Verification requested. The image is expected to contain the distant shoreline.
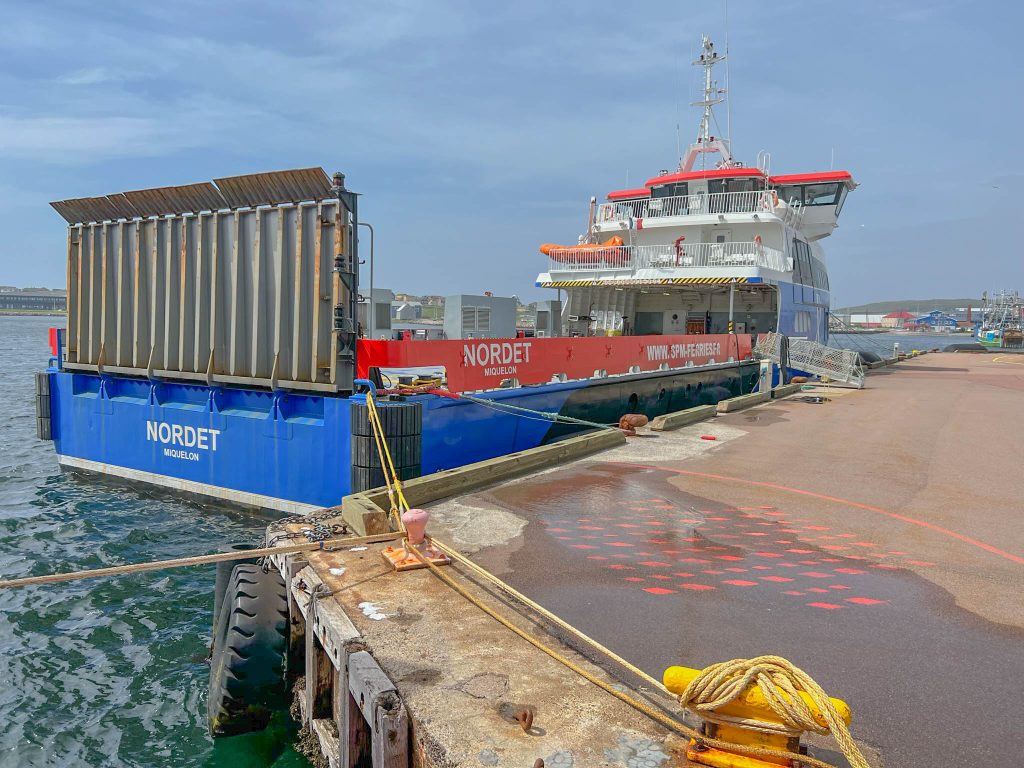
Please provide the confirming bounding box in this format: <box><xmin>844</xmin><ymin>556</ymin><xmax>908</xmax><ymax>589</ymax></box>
<box><xmin>0</xmin><ymin>311</ymin><xmax>66</xmax><ymax>317</ymax></box>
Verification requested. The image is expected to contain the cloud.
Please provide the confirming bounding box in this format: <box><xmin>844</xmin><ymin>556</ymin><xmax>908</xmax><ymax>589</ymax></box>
<box><xmin>56</xmin><ymin>67</ymin><xmax>119</xmax><ymax>86</ymax></box>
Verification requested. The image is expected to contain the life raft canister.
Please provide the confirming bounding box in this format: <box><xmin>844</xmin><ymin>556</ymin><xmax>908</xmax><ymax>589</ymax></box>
<box><xmin>540</xmin><ymin>236</ymin><xmax>626</xmax><ymax>265</ymax></box>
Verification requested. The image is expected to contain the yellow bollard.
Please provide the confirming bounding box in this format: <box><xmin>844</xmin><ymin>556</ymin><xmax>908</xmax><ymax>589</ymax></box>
<box><xmin>664</xmin><ymin>665</ymin><xmax>852</xmax><ymax>768</ymax></box>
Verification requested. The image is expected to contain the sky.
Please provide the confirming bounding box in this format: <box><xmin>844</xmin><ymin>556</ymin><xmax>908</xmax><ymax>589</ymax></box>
<box><xmin>0</xmin><ymin>0</ymin><xmax>1021</xmax><ymax>307</ymax></box>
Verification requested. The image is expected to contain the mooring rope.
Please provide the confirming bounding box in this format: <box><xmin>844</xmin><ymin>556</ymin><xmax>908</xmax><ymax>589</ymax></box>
<box><xmin>0</xmin><ymin>531</ymin><xmax>401</xmax><ymax>590</ymax></box>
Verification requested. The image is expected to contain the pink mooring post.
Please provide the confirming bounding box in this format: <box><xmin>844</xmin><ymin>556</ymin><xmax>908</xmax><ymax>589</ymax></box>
<box><xmin>401</xmin><ymin>508</ymin><xmax>429</xmax><ymax>546</ymax></box>
<box><xmin>383</xmin><ymin>507</ymin><xmax>451</xmax><ymax>572</ymax></box>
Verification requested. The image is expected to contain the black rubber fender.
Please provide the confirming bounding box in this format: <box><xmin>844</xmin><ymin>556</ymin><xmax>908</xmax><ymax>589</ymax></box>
<box><xmin>207</xmin><ymin>563</ymin><xmax>288</xmax><ymax>736</ymax></box>
<box><xmin>350</xmin><ymin>400</ymin><xmax>422</xmax><ymax>437</ymax></box>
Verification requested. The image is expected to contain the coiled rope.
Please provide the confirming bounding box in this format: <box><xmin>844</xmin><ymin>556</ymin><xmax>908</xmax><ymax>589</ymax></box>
<box><xmin>678</xmin><ymin>655</ymin><xmax>870</xmax><ymax>768</ymax></box>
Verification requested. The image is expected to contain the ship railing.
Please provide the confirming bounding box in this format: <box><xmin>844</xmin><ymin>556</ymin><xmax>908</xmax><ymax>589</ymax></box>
<box><xmin>598</xmin><ymin>190</ymin><xmax>778</xmax><ymax>222</ymax></box>
<box><xmin>547</xmin><ymin>241</ymin><xmax>791</xmax><ymax>273</ymax></box>
<box><xmin>777</xmin><ymin>196</ymin><xmax>805</xmax><ymax>228</ymax></box>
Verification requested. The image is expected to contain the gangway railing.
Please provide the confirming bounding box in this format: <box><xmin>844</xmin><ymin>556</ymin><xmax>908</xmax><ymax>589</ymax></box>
<box><xmin>547</xmin><ymin>241</ymin><xmax>790</xmax><ymax>273</ymax></box>
<box><xmin>755</xmin><ymin>331</ymin><xmax>865</xmax><ymax>388</ymax></box>
<box><xmin>596</xmin><ymin>190</ymin><xmax>804</xmax><ymax>228</ymax></box>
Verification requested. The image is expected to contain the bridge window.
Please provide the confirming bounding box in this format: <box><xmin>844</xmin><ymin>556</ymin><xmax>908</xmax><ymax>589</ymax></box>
<box><xmin>775</xmin><ymin>182</ymin><xmax>845</xmax><ymax>207</ymax></box>
<box><xmin>835</xmin><ymin>186</ymin><xmax>849</xmax><ymax>215</ymax></box>
<box><xmin>776</xmin><ymin>185</ymin><xmax>802</xmax><ymax>205</ymax></box>
<box><xmin>803</xmin><ymin>183</ymin><xmax>841</xmax><ymax>206</ymax></box>
<box><xmin>651</xmin><ymin>182</ymin><xmax>688</xmax><ymax>198</ymax></box>
<box><xmin>708</xmin><ymin>178</ymin><xmax>765</xmax><ymax>194</ymax></box>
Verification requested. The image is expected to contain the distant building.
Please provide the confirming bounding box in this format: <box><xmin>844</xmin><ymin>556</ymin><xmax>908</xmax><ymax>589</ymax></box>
<box><xmin>444</xmin><ymin>294</ymin><xmax>517</xmax><ymax>339</ymax></box>
<box><xmin>848</xmin><ymin>313</ymin><xmax>884</xmax><ymax>327</ymax></box>
<box><xmin>0</xmin><ymin>288</ymin><xmax>67</xmax><ymax>312</ymax></box>
<box><xmin>357</xmin><ymin>288</ymin><xmax>394</xmax><ymax>338</ymax></box>
<box><xmin>392</xmin><ymin>301</ymin><xmax>422</xmax><ymax>321</ymax></box>
<box><xmin>914</xmin><ymin>310</ymin><xmax>957</xmax><ymax>329</ymax></box>
<box><xmin>881</xmin><ymin>311</ymin><xmax>914</xmax><ymax>328</ymax></box>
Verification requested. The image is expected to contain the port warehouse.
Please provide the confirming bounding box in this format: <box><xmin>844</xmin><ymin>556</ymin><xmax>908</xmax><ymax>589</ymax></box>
<box><xmin>0</xmin><ymin>287</ymin><xmax>66</xmax><ymax>311</ymax></box>
<box><xmin>41</xmin><ymin>167</ymin><xmax>759</xmax><ymax>514</ymax></box>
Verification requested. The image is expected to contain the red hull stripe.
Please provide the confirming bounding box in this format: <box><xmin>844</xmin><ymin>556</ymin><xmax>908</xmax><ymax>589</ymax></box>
<box><xmin>358</xmin><ymin>334</ymin><xmax>751</xmax><ymax>393</ymax></box>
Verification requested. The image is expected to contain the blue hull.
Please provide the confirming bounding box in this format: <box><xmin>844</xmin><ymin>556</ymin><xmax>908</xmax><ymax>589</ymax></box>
<box><xmin>47</xmin><ymin>361</ymin><xmax>758</xmax><ymax>514</ymax></box>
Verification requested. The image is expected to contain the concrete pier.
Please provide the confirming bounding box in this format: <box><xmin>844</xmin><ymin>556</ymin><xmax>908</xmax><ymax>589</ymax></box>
<box><xmin>270</xmin><ymin>529</ymin><xmax>690</xmax><ymax>767</ymax></box>
<box><xmin>273</xmin><ymin>352</ymin><xmax>1024</xmax><ymax>767</ymax></box>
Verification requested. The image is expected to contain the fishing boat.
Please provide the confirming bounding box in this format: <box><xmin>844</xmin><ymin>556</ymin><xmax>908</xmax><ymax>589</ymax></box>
<box><xmin>35</xmin><ymin>37</ymin><xmax>857</xmax><ymax>515</ymax></box>
<box><xmin>976</xmin><ymin>290</ymin><xmax>1024</xmax><ymax>348</ymax></box>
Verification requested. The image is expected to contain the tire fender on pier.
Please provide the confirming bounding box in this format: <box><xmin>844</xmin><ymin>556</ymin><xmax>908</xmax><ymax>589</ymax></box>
<box><xmin>207</xmin><ymin>563</ymin><xmax>288</xmax><ymax>736</ymax></box>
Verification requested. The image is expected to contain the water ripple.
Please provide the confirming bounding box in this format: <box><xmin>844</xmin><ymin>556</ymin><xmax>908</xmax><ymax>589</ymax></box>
<box><xmin>0</xmin><ymin>317</ymin><xmax>306</xmax><ymax>767</ymax></box>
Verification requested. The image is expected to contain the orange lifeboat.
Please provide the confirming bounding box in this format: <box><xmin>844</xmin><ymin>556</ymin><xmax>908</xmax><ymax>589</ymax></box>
<box><xmin>539</xmin><ymin>236</ymin><xmax>626</xmax><ymax>266</ymax></box>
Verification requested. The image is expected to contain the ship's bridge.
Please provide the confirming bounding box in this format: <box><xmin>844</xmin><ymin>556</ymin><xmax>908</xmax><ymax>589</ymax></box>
<box><xmin>768</xmin><ymin>171</ymin><xmax>856</xmax><ymax>241</ymax></box>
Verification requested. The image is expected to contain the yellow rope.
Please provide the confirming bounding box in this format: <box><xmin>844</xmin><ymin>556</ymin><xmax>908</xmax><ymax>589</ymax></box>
<box><xmin>432</xmin><ymin>539</ymin><xmax>667</xmax><ymax>694</ymax></box>
<box><xmin>364</xmin><ymin>395</ymin><xmax>399</xmax><ymax>524</ymax></box>
<box><xmin>364</xmin><ymin>393</ymin><xmax>410</xmax><ymax>528</ymax></box>
<box><xmin>679</xmin><ymin>656</ymin><xmax>871</xmax><ymax>768</ymax></box>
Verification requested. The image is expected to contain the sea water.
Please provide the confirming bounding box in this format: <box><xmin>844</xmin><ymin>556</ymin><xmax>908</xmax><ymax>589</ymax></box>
<box><xmin>0</xmin><ymin>316</ymin><xmax>306</xmax><ymax>767</ymax></box>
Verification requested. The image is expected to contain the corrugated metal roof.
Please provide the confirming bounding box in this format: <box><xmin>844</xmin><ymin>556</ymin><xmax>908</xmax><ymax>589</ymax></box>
<box><xmin>121</xmin><ymin>182</ymin><xmax>227</xmax><ymax>219</ymax></box>
<box><xmin>50</xmin><ymin>197</ymin><xmax>122</xmax><ymax>226</ymax></box>
<box><xmin>50</xmin><ymin>167</ymin><xmax>336</xmax><ymax>225</ymax></box>
<box><xmin>214</xmin><ymin>168</ymin><xmax>334</xmax><ymax>209</ymax></box>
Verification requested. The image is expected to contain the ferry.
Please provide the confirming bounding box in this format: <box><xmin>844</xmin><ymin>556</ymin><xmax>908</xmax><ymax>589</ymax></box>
<box><xmin>36</xmin><ymin>37</ymin><xmax>857</xmax><ymax>516</ymax></box>
<box><xmin>537</xmin><ymin>36</ymin><xmax>856</xmax><ymax>346</ymax></box>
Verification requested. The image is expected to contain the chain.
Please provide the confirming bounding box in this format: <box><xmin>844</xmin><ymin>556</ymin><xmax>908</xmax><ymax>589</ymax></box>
<box><xmin>264</xmin><ymin>509</ymin><xmax>350</xmax><ymax>550</ymax></box>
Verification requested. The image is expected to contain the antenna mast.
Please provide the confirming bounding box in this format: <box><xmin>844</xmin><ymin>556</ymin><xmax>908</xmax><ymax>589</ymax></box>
<box><xmin>725</xmin><ymin>0</ymin><xmax>732</xmax><ymax>151</ymax></box>
<box><xmin>680</xmin><ymin>36</ymin><xmax>736</xmax><ymax>171</ymax></box>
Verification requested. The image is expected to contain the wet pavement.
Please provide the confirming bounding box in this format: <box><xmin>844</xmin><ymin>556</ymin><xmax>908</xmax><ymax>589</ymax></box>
<box><xmin>432</xmin><ymin>354</ymin><xmax>1024</xmax><ymax>767</ymax></box>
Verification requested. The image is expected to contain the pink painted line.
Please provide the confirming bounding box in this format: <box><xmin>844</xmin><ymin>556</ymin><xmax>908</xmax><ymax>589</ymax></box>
<box><xmin>612</xmin><ymin>463</ymin><xmax>1024</xmax><ymax>566</ymax></box>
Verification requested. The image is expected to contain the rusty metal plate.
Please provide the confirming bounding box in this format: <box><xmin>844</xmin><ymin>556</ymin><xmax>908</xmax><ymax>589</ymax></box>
<box><xmin>50</xmin><ymin>196</ymin><xmax>123</xmax><ymax>225</ymax></box>
<box><xmin>121</xmin><ymin>182</ymin><xmax>227</xmax><ymax>219</ymax></box>
<box><xmin>213</xmin><ymin>167</ymin><xmax>333</xmax><ymax>209</ymax></box>
<box><xmin>51</xmin><ymin>167</ymin><xmax>335</xmax><ymax>225</ymax></box>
